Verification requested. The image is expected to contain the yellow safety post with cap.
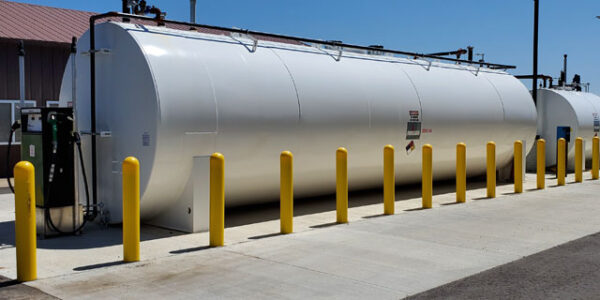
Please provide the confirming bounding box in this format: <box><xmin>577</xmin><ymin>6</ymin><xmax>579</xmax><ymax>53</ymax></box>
<box><xmin>486</xmin><ymin>142</ymin><xmax>496</xmax><ymax>198</ymax></box>
<box><xmin>537</xmin><ymin>139</ymin><xmax>546</xmax><ymax>189</ymax></box>
<box><xmin>14</xmin><ymin>161</ymin><xmax>37</xmax><ymax>282</ymax></box>
<box><xmin>122</xmin><ymin>156</ymin><xmax>140</xmax><ymax>262</ymax></box>
<box><xmin>336</xmin><ymin>147</ymin><xmax>348</xmax><ymax>224</ymax></box>
<box><xmin>280</xmin><ymin>151</ymin><xmax>294</xmax><ymax>234</ymax></box>
<box><xmin>593</xmin><ymin>136</ymin><xmax>599</xmax><ymax>180</ymax></box>
<box><xmin>557</xmin><ymin>138</ymin><xmax>566</xmax><ymax>186</ymax></box>
<box><xmin>456</xmin><ymin>143</ymin><xmax>466</xmax><ymax>203</ymax></box>
<box><xmin>422</xmin><ymin>144</ymin><xmax>433</xmax><ymax>209</ymax></box>
<box><xmin>575</xmin><ymin>137</ymin><xmax>583</xmax><ymax>183</ymax></box>
<box><xmin>210</xmin><ymin>153</ymin><xmax>225</xmax><ymax>247</ymax></box>
<box><xmin>383</xmin><ymin>145</ymin><xmax>395</xmax><ymax>215</ymax></box>
<box><xmin>514</xmin><ymin>141</ymin><xmax>523</xmax><ymax>193</ymax></box>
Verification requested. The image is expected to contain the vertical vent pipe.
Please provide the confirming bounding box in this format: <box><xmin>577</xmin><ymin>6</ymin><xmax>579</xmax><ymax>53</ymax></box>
<box><xmin>18</xmin><ymin>40</ymin><xmax>25</xmax><ymax>107</ymax></box>
<box><xmin>190</xmin><ymin>0</ymin><xmax>197</xmax><ymax>23</ymax></box>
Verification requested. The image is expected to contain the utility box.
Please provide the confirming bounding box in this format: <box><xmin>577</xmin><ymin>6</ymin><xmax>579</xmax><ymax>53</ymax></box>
<box><xmin>20</xmin><ymin>107</ymin><xmax>80</xmax><ymax>237</ymax></box>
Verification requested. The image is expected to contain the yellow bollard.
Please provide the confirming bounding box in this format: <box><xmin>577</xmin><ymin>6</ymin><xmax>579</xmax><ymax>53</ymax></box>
<box><xmin>383</xmin><ymin>145</ymin><xmax>395</xmax><ymax>215</ymax></box>
<box><xmin>593</xmin><ymin>136</ymin><xmax>599</xmax><ymax>180</ymax></box>
<box><xmin>557</xmin><ymin>138</ymin><xmax>566</xmax><ymax>186</ymax></box>
<box><xmin>486</xmin><ymin>142</ymin><xmax>496</xmax><ymax>198</ymax></box>
<box><xmin>122</xmin><ymin>156</ymin><xmax>140</xmax><ymax>262</ymax></box>
<box><xmin>422</xmin><ymin>144</ymin><xmax>433</xmax><ymax>209</ymax></box>
<box><xmin>14</xmin><ymin>161</ymin><xmax>36</xmax><ymax>282</ymax></box>
<box><xmin>575</xmin><ymin>137</ymin><xmax>583</xmax><ymax>183</ymax></box>
<box><xmin>336</xmin><ymin>148</ymin><xmax>348</xmax><ymax>223</ymax></box>
<box><xmin>456</xmin><ymin>143</ymin><xmax>466</xmax><ymax>203</ymax></box>
<box><xmin>537</xmin><ymin>139</ymin><xmax>546</xmax><ymax>189</ymax></box>
<box><xmin>514</xmin><ymin>141</ymin><xmax>523</xmax><ymax>193</ymax></box>
<box><xmin>280</xmin><ymin>151</ymin><xmax>293</xmax><ymax>234</ymax></box>
<box><xmin>210</xmin><ymin>153</ymin><xmax>225</xmax><ymax>247</ymax></box>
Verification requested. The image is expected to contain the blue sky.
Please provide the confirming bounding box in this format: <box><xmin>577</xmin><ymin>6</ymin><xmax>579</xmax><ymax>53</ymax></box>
<box><xmin>11</xmin><ymin>0</ymin><xmax>600</xmax><ymax>93</ymax></box>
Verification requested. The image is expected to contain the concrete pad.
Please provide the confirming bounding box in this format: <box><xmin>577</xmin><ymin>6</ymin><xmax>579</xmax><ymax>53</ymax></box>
<box><xmin>0</xmin><ymin>172</ymin><xmax>598</xmax><ymax>298</ymax></box>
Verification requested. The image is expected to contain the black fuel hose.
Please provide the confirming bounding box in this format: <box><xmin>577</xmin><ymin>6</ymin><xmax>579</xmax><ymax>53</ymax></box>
<box><xmin>5</xmin><ymin>121</ymin><xmax>20</xmax><ymax>194</ymax></box>
<box><xmin>44</xmin><ymin>115</ymin><xmax>92</xmax><ymax>235</ymax></box>
<box><xmin>45</xmin><ymin>133</ymin><xmax>91</xmax><ymax>235</ymax></box>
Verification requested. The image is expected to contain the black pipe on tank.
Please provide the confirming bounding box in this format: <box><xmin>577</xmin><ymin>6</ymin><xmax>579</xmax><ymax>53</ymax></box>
<box><xmin>532</xmin><ymin>0</ymin><xmax>539</xmax><ymax>105</ymax></box>
<box><xmin>563</xmin><ymin>54</ymin><xmax>568</xmax><ymax>84</ymax></box>
<box><xmin>17</xmin><ymin>40</ymin><xmax>25</xmax><ymax>56</ymax></box>
<box><xmin>70</xmin><ymin>36</ymin><xmax>77</xmax><ymax>53</ymax></box>
<box><xmin>122</xmin><ymin>0</ymin><xmax>130</xmax><ymax>22</ymax></box>
<box><xmin>89</xmin><ymin>17</ymin><xmax>98</xmax><ymax>219</ymax></box>
<box><xmin>467</xmin><ymin>46</ymin><xmax>473</xmax><ymax>61</ymax></box>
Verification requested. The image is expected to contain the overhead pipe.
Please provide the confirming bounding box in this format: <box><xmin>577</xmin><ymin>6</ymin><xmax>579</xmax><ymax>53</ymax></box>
<box><xmin>89</xmin><ymin>12</ymin><xmax>516</xmax><ymax>70</ymax></box>
<box><xmin>515</xmin><ymin>74</ymin><xmax>553</xmax><ymax>88</ymax></box>
<box><xmin>426</xmin><ymin>48</ymin><xmax>468</xmax><ymax>60</ymax></box>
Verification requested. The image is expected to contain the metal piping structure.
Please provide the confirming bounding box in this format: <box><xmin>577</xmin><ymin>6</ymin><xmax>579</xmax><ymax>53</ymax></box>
<box><xmin>563</xmin><ymin>54</ymin><xmax>568</xmax><ymax>85</ymax></box>
<box><xmin>18</xmin><ymin>40</ymin><xmax>25</xmax><ymax>107</ymax></box>
<box><xmin>89</xmin><ymin>12</ymin><xmax>516</xmax><ymax>69</ymax></box>
<box><xmin>190</xmin><ymin>0</ymin><xmax>196</xmax><ymax>23</ymax></box>
<box><xmin>85</xmin><ymin>11</ymin><xmax>519</xmax><ymax>227</ymax></box>
<box><xmin>532</xmin><ymin>0</ymin><xmax>539</xmax><ymax>105</ymax></box>
<box><xmin>88</xmin><ymin>17</ymin><xmax>98</xmax><ymax>219</ymax></box>
<box><xmin>515</xmin><ymin>74</ymin><xmax>553</xmax><ymax>88</ymax></box>
<box><xmin>426</xmin><ymin>48</ymin><xmax>468</xmax><ymax>60</ymax></box>
<box><xmin>467</xmin><ymin>46</ymin><xmax>474</xmax><ymax>61</ymax></box>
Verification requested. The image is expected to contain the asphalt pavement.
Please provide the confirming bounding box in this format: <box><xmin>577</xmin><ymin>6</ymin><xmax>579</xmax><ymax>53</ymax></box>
<box><xmin>408</xmin><ymin>232</ymin><xmax>600</xmax><ymax>299</ymax></box>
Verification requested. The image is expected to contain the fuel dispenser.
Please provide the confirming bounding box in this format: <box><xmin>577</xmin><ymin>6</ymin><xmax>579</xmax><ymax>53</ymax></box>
<box><xmin>18</xmin><ymin>107</ymin><xmax>88</xmax><ymax>237</ymax></box>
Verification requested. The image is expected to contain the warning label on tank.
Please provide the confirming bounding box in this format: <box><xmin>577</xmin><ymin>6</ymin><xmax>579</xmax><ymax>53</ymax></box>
<box><xmin>406</xmin><ymin>110</ymin><xmax>421</xmax><ymax>140</ymax></box>
<box><xmin>406</xmin><ymin>121</ymin><xmax>421</xmax><ymax>140</ymax></box>
<box><xmin>409</xmin><ymin>110</ymin><xmax>419</xmax><ymax>120</ymax></box>
<box><xmin>594</xmin><ymin>113</ymin><xmax>599</xmax><ymax>132</ymax></box>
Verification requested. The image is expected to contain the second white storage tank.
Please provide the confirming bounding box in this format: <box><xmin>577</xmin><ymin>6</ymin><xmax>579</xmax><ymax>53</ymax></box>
<box><xmin>535</xmin><ymin>88</ymin><xmax>600</xmax><ymax>169</ymax></box>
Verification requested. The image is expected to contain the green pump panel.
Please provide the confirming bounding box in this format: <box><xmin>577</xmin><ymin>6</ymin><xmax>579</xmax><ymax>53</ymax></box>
<box><xmin>20</xmin><ymin>107</ymin><xmax>75</xmax><ymax>209</ymax></box>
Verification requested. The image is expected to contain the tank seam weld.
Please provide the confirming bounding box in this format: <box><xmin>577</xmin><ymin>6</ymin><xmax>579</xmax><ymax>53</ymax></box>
<box><xmin>269</xmin><ymin>48</ymin><xmax>302</xmax><ymax>121</ymax></box>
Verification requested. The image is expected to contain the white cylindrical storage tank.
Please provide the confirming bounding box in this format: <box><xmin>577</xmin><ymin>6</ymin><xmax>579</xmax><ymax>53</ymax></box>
<box><xmin>59</xmin><ymin>22</ymin><xmax>536</xmax><ymax>225</ymax></box>
<box><xmin>535</xmin><ymin>88</ymin><xmax>600</xmax><ymax>169</ymax></box>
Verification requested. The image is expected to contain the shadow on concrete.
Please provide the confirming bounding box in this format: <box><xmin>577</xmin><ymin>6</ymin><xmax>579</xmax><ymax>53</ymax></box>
<box><xmin>0</xmin><ymin>221</ymin><xmax>182</xmax><ymax>250</ymax></box>
<box><xmin>226</xmin><ymin>177</ymin><xmax>490</xmax><ymax>228</ymax></box>
<box><xmin>0</xmin><ymin>278</ymin><xmax>19</xmax><ymax>288</ymax></box>
<box><xmin>73</xmin><ymin>260</ymin><xmax>129</xmax><ymax>271</ymax></box>
<box><xmin>0</xmin><ymin>221</ymin><xmax>15</xmax><ymax>250</ymax></box>
<box><xmin>440</xmin><ymin>202</ymin><xmax>463</xmax><ymax>206</ymax></box>
<box><xmin>170</xmin><ymin>245</ymin><xmax>212</xmax><ymax>254</ymax></box>
<box><xmin>501</xmin><ymin>192</ymin><xmax>520</xmax><ymax>196</ymax></box>
<box><xmin>362</xmin><ymin>214</ymin><xmax>387</xmax><ymax>219</ymax></box>
<box><xmin>310</xmin><ymin>222</ymin><xmax>340</xmax><ymax>229</ymax></box>
<box><xmin>404</xmin><ymin>207</ymin><xmax>431</xmax><ymax>212</ymax></box>
<box><xmin>472</xmin><ymin>196</ymin><xmax>493</xmax><ymax>201</ymax></box>
<box><xmin>0</xmin><ymin>176</ymin><xmax>506</xmax><ymax>251</ymax></box>
<box><xmin>248</xmin><ymin>232</ymin><xmax>282</xmax><ymax>240</ymax></box>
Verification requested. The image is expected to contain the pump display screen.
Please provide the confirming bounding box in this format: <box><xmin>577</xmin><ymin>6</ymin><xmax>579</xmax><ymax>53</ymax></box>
<box><xmin>27</xmin><ymin>113</ymin><xmax>42</xmax><ymax>132</ymax></box>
